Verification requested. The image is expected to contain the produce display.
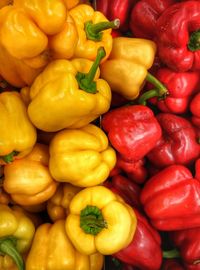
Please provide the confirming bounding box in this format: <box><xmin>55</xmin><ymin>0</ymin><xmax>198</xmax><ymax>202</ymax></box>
<box><xmin>0</xmin><ymin>0</ymin><xmax>200</xmax><ymax>270</ymax></box>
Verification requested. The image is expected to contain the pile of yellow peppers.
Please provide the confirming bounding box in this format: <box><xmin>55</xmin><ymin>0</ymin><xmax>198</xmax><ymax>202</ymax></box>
<box><xmin>0</xmin><ymin>0</ymin><xmax>157</xmax><ymax>269</ymax></box>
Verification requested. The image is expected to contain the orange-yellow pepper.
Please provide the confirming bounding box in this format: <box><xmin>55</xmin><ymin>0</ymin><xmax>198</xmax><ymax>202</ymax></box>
<box><xmin>26</xmin><ymin>219</ymin><xmax>104</xmax><ymax>270</ymax></box>
<box><xmin>47</xmin><ymin>183</ymin><xmax>82</xmax><ymax>222</ymax></box>
<box><xmin>0</xmin><ymin>91</ymin><xmax>37</xmax><ymax>165</ymax></box>
<box><xmin>3</xmin><ymin>143</ymin><xmax>58</xmax><ymax>205</ymax></box>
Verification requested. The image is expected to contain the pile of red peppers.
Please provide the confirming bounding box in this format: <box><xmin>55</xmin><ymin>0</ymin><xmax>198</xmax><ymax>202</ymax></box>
<box><xmin>95</xmin><ymin>0</ymin><xmax>200</xmax><ymax>269</ymax></box>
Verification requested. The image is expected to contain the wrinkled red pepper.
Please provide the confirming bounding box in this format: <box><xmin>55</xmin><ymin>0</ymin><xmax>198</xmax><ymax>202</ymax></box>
<box><xmin>190</xmin><ymin>92</ymin><xmax>200</xmax><ymax>127</ymax></box>
<box><xmin>130</xmin><ymin>0</ymin><xmax>176</xmax><ymax>39</ymax></box>
<box><xmin>162</xmin><ymin>259</ymin><xmax>184</xmax><ymax>270</ymax></box>
<box><xmin>147</xmin><ymin>113</ymin><xmax>200</xmax><ymax>168</ymax></box>
<box><xmin>141</xmin><ymin>165</ymin><xmax>200</xmax><ymax>231</ymax></box>
<box><xmin>140</xmin><ymin>68</ymin><xmax>200</xmax><ymax>114</ymax></box>
<box><xmin>156</xmin><ymin>1</ymin><xmax>200</xmax><ymax>72</ymax></box>
<box><xmin>102</xmin><ymin>105</ymin><xmax>162</xmax><ymax>162</ymax></box>
<box><xmin>114</xmin><ymin>208</ymin><xmax>162</xmax><ymax>270</ymax></box>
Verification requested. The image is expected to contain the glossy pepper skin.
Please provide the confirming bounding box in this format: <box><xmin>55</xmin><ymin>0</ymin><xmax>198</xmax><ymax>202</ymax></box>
<box><xmin>141</xmin><ymin>165</ymin><xmax>200</xmax><ymax>231</ymax></box>
<box><xmin>141</xmin><ymin>68</ymin><xmax>200</xmax><ymax>114</ymax></box>
<box><xmin>190</xmin><ymin>92</ymin><xmax>200</xmax><ymax>127</ymax></box>
<box><xmin>66</xmin><ymin>186</ymin><xmax>137</xmax><ymax>255</ymax></box>
<box><xmin>3</xmin><ymin>143</ymin><xmax>58</xmax><ymax>206</ymax></box>
<box><xmin>114</xmin><ymin>208</ymin><xmax>162</xmax><ymax>270</ymax></box>
<box><xmin>130</xmin><ymin>0</ymin><xmax>176</xmax><ymax>39</ymax></box>
<box><xmin>100</xmin><ymin>37</ymin><xmax>157</xmax><ymax>100</ymax></box>
<box><xmin>26</xmin><ymin>219</ymin><xmax>104</xmax><ymax>270</ymax></box>
<box><xmin>47</xmin><ymin>183</ymin><xmax>82</xmax><ymax>222</ymax></box>
<box><xmin>156</xmin><ymin>1</ymin><xmax>200</xmax><ymax>72</ymax></box>
<box><xmin>147</xmin><ymin>113</ymin><xmax>200</xmax><ymax>168</ymax></box>
<box><xmin>69</xmin><ymin>4</ymin><xmax>120</xmax><ymax>62</ymax></box>
<box><xmin>0</xmin><ymin>204</ymin><xmax>35</xmax><ymax>270</ymax></box>
<box><xmin>49</xmin><ymin>124</ymin><xmax>116</xmax><ymax>187</ymax></box>
<box><xmin>0</xmin><ymin>91</ymin><xmax>37</xmax><ymax>165</ymax></box>
<box><xmin>102</xmin><ymin>105</ymin><xmax>162</xmax><ymax>162</ymax></box>
<box><xmin>28</xmin><ymin>47</ymin><xmax>111</xmax><ymax>132</ymax></box>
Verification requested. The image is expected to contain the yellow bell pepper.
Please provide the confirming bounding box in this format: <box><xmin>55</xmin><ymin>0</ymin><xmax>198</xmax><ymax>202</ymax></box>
<box><xmin>62</xmin><ymin>0</ymin><xmax>80</xmax><ymax>10</ymax></box>
<box><xmin>100</xmin><ymin>37</ymin><xmax>166</xmax><ymax>100</ymax></box>
<box><xmin>49</xmin><ymin>124</ymin><xmax>116</xmax><ymax>187</ymax></box>
<box><xmin>0</xmin><ymin>187</ymin><xmax>11</xmax><ymax>205</ymax></box>
<box><xmin>26</xmin><ymin>219</ymin><xmax>104</xmax><ymax>270</ymax></box>
<box><xmin>69</xmin><ymin>4</ymin><xmax>120</xmax><ymax>61</ymax></box>
<box><xmin>0</xmin><ymin>91</ymin><xmax>37</xmax><ymax>165</ymax></box>
<box><xmin>0</xmin><ymin>0</ymin><xmax>12</xmax><ymax>9</ymax></box>
<box><xmin>66</xmin><ymin>186</ymin><xmax>137</xmax><ymax>255</ymax></box>
<box><xmin>0</xmin><ymin>204</ymin><xmax>35</xmax><ymax>270</ymax></box>
<box><xmin>3</xmin><ymin>143</ymin><xmax>58</xmax><ymax>205</ymax></box>
<box><xmin>47</xmin><ymin>183</ymin><xmax>82</xmax><ymax>222</ymax></box>
<box><xmin>28</xmin><ymin>47</ymin><xmax>111</xmax><ymax>132</ymax></box>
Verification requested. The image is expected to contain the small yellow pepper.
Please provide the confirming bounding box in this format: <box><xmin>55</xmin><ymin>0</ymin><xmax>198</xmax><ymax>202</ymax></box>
<box><xmin>100</xmin><ymin>37</ymin><xmax>163</xmax><ymax>100</ymax></box>
<box><xmin>28</xmin><ymin>47</ymin><xmax>111</xmax><ymax>132</ymax></box>
<box><xmin>0</xmin><ymin>91</ymin><xmax>37</xmax><ymax>165</ymax></box>
<box><xmin>26</xmin><ymin>219</ymin><xmax>104</xmax><ymax>270</ymax></box>
<box><xmin>47</xmin><ymin>183</ymin><xmax>82</xmax><ymax>222</ymax></box>
<box><xmin>3</xmin><ymin>143</ymin><xmax>58</xmax><ymax>205</ymax></box>
<box><xmin>0</xmin><ymin>204</ymin><xmax>35</xmax><ymax>270</ymax></box>
<box><xmin>49</xmin><ymin>124</ymin><xmax>116</xmax><ymax>187</ymax></box>
<box><xmin>66</xmin><ymin>186</ymin><xmax>137</xmax><ymax>255</ymax></box>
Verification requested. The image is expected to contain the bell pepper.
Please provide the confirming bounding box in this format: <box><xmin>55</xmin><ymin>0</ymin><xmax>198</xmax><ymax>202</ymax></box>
<box><xmin>69</xmin><ymin>4</ymin><xmax>120</xmax><ymax>62</ymax></box>
<box><xmin>100</xmin><ymin>37</ymin><xmax>168</xmax><ymax>100</ymax></box>
<box><xmin>139</xmin><ymin>68</ymin><xmax>200</xmax><ymax>114</ymax></box>
<box><xmin>66</xmin><ymin>185</ymin><xmax>137</xmax><ymax>255</ymax></box>
<box><xmin>0</xmin><ymin>0</ymin><xmax>12</xmax><ymax>9</ymax></box>
<box><xmin>190</xmin><ymin>92</ymin><xmax>200</xmax><ymax>127</ymax></box>
<box><xmin>0</xmin><ymin>204</ymin><xmax>35</xmax><ymax>270</ymax></box>
<box><xmin>0</xmin><ymin>187</ymin><xmax>11</xmax><ymax>205</ymax></box>
<box><xmin>49</xmin><ymin>124</ymin><xmax>116</xmax><ymax>187</ymax></box>
<box><xmin>0</xmin><ymin>91</ymin><xmax>37</xmax><ymax>165</ymax></box>
<box><xmin>102</xmin><ymin>105</ymin><xmax>162</xmax><ymax>162</ymax></box>
<box><xmin>147</xmin><ymin>113</ymin><xmax>200</xmax><ymax>168</ymax></box>
<box><xmin>156</xmin><ymin>1</ymin><xmax>200</xmax><ymax>72</ymax></box>
<box><xmin>26</xmin><ymin>219</ymin><xmax>104</xmax><ymax>270</ymax></box>
<box><xmin>130</xmin><ymin>0</ymin><xmax>176</xmax><ymax>39</ymax></box>
<box><xmin>47</xmin><ymin>183</ymin><xmax>82</xmax><ymax>222</ymax></box>
<box><xmin>162</xmin><ymin>259</ymin><xmax>184</xmax><ymax>270</ymax></box>
<box><xmin>28</xmin><ymin>47</ymin><xmax>111</xmax><ymax>132</ymax></box>
<box><xmin>3</xmin><ymin>143</ymin><xmax>58</xmax><ymax>205</ymax></box>
<box><xmin>114</xmin><ymin>208</ymin><xmax>162</xmax><ymax>270</ymax></box>
<box><xmin>62</xmin><ymin>0</ymin><xmax>80</xmax><ymax>10</ymax></box>
<box><xmin>140</xmin><ymin>165</ymin><xmax>200</xmax><ymax>230</ymax></box>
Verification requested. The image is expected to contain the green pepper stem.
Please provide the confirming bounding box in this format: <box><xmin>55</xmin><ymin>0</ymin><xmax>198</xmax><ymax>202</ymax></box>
<box><xmin>138</xmin><ymin>72</ymin><xmax>168</xmax><ymax>105</ymax></box>
<box><xmin>80</xmin><ymin>205</ymin><xmax>107</xmax><ymax>235</ymax></box>
<box><xmin>163</xmin><ymin>249</ymin><xmax>180</xmax><ymax>259</ymax></box>
<box><xmin>85</xmin><ymin>19</ymin><xmax>120</xmax><ymax>41</ymax></box>
<box><xmin>0</xmin><ymin>237</ymin><xmax>24</xmax><ymax>270</ymax></box>
<box><xmin>188</xmin><ymin>29</ymin><xmax>200</xmax><ymax>51</ymax></box>
<box><xmin>76</xmin><ymin>47</ymin><xmax>106</xmax><ymax>94</ymax></box>
<box><xmin>1</xmin><ymin>151</ymin><xmax>18</xmax><ymax>164</ymax></box>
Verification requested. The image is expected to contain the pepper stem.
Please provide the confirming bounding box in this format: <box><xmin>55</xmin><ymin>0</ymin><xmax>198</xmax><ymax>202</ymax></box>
<box><xmin>188</xmin><ymin>29</ymin><xmax>200</xmax><ymax>51</ymax></box>
<box><xmin>1</xmin><ymin>151</ymin><xmax>18</xmax><ymax>164</ymax></box>
<box><xmin>85</xmin><ymin>19</ymin><xmax>120</xmax><ymax>41</ymax></box>
<box><xmin>0</xmin><ymin>236</ymin><xmax>24</xmax><ymax>270</ymax></box>
<box><xmin>138</xmin><ymin>72</ymin><xmax>168</xmax><ymax>105</ymax></box>
<box><xmin>163</xmin><ymin>249</ymin><xmax>180</xmax><ymax>259</ymax></box>
<box><xmin>80</xmin><ymin>205</ymin><xmax>107</xmax><ymax>235</ymax></box>
<box><xmin>76</xmin><ymin>47</ymin><xmax>106</xmax><ymax>94</ymax></box>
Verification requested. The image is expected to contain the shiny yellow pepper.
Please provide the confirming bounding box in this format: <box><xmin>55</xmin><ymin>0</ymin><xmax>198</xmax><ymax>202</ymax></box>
<box><xmin>28</xmin><ymin>47</ymin><xmax>111</xmax><ymax>132</ymax></box>
<box><xmin>0</xmin><ymin>204</ymin><xmax>35</xmax><ymax>270</ymax></box>
<box><xmin>0</xmin><ymin>91</ymin><xmax>37</xmax><ymax>165</ymax></box>
<box><xmin>47</xmin><ymin>183</ymin><xmax>82</xmax><ymax>222</ymax></box>
<box><xmin>100</xmin><ymin>37</ymin><xmax>167</xmax><ymax>100</ymax></box>
<box><xmin>3</xmin><ymin>143</ymin><xmax>58</xmax><ymax>206</ymax></box>
<box><xmin>26</xmin><ymin>219</ymin><xmax>104</xmax><ymax>270</ymax></box>
<box><xmin>49</xmin><ymin>124</ymin><xmax>116</xmax><ymax>187</ymax></box>
<box><xmin>66</xmin><ymin>186</ymin><xmax>137</xmax><ymax>255</ymax></box>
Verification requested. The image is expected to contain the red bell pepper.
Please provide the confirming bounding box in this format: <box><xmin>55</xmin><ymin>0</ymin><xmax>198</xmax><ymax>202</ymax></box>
<box><xmin>130</xmin><ymin>0</ymin><xmax>177</xmax><ymax>39</ymax></box>
<box><xmin>195</xmin><ymin>158</ymin><xmax>200</xmax><ymax>181</ymax></box>
<box><xmin>162</xmin><ymin>259</ymin><xmax>184</xmax><ymax>270</ymax></box>
<box><xmin>141</xmin><ymin>165</ymin><xmax>200</xmax><ymax>231</ymax></box>
<box><xmin>114</xmin><ymin>208</ymin><xmax>162</xmax><ymax>270</ymax></box>
<box><xmin>102</xmin><ymin>105</ymin><xmax>162</xmax><ymax>162</ymax></box>
<box><xmin>190</xmin><ymin>92</ymin><xmax>200</xmax><ymax>127</ymax></box>
<box><xmin>156</xmin><ymin>1</ymin><xmax>200</xmax><ymax>72</ymax></box>
<box><xmin>147</xmin><ymin>113</ymin><xmax>200</xmax><ymax>168</ymax></box>
<box><xmin>139</xmin><ymin>68</ymin><xmax>200</xmax><ymax>114</ymax></box>
<box><xmin>170</xmin><ymin>228</ymin><xmax>200</xmax><ymax>269</ymax></box>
